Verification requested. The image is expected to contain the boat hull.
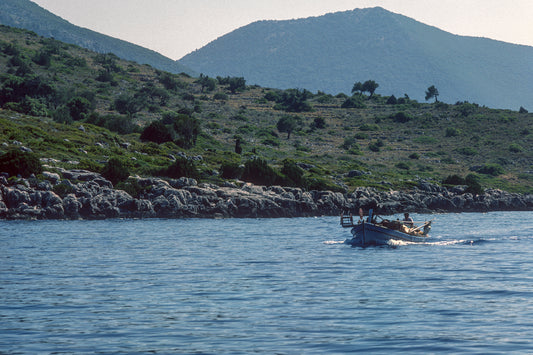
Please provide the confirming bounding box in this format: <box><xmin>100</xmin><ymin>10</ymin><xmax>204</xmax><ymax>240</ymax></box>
<box><xmin>345</xmin><ymin>222</ymin><xmax>429</xmax><ymax>247</ymax></box>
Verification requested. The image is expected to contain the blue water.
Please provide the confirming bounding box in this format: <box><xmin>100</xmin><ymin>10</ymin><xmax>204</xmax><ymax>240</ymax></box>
<box><xmin>1</xmin><ymin>211</ymin><xmax>533</xmax><ymax>354</ymax></box>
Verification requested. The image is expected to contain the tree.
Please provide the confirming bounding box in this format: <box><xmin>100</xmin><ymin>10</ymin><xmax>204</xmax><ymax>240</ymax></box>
<box><xmin>362</xmin><ymin>80</ymin><xmax>379</xmax><ymax>97</ymax></box>
<box><xmin>351</xmin><ymin>82</ymin><xmax>364</xmax><ymax>94</ymax></box>
<box><xmin>114</xmin><ymin>94</ymin><xmax>144</xmax><ymax>116</ymax></box>
<box><xmin>275</xmin><ymin>89</ymin><xmax>313</xmax><ymax>112</ymax></box>
<box><xmin>234</xmin><ymin>137</ymin><xmax>243</xmax><ymax>154</ymax></box>
<box><xmin>425</xmin><ymin>85</ymin><xmax>439</xmax><ymax>102</ymax></box>
<box><xmin>276</xmin><ymin>115</ymin><xmax>300</xmax><ymax>139</ymax></box>
<box><xmin>173</xmin><ymin>115</ymin><xmax>200</xmax><ymax>148</ymax></box>
<box><xmin>197</xmin><ymin>74</ymin><xmax>217</xmax><ymax>93</ymax></box>
<box><xmin>226</xmin><ymin>77</ymin><xmax>246</xmax><ymax>94</ymax></box>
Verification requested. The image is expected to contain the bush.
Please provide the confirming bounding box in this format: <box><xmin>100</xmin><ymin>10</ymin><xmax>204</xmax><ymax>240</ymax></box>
<box><xmin>386</xmin><ymin>95</ymin><xmax>397</xmax><ymax>105</ymax></box>
<box><xmin>391</xmin><ymin>111</ymin><xmax>412</xmax><ymax>123</ymax></box>
<box><xmin>273</xmin><ymin>89</ymin><xmax>313</xmax><ymax>112</ymax></box>
<box><xmin>509</xmin><ymin>143</ymin><xmax>523</xmax><ymax>153</ymax></box>
<box><xmin>52</xmin><ymin>182</ymin><xmax>75</xmax><ymax>198</ymax></box>
<box><xmin>162</xmin><ymin>157</ymin><xmax>199</xmax><ymax>179</ymax></box>
<box><xmin>395</xmin><ymin>162</ymin><xmax>410</xmax><ymax>170</ymax></box>
<box><xmin>101</xmin><ymin>158</ymin><xmax>129</xmax><ymax>185</ymax></box>
<box><xmin>359</xmin><ymin>123</ymin><xmax>380</xmax><ymax>131</ymax></box>
<box><xmin>368</xmin><ymin>139</ymin><xmax>384</xmax><ymax>152</ymax></box>
<box><xmin>241</xmin><ymin>157</ymin><xmax>281</xmax><ymax>186</ymax></box>
<box><xmin>213</xmin><ymin>92</ymin><xmax>228</xmax><ymax>101</ymax></box>
<box><xmin>220</xmin><ymin>161</ymin><xmax>243</xmax><ymax>179</ymax></box>
<box><xmin>408</xmin><ymin>153</ymin><xmax>420</xmax><ymax>159</ymax></box>
<box><xmin>443</xmin><ymin>174</ymin><xmax>465</xmax><ymax>185</ymax></box>
<box><xmin>465</xmin><ymin>174</ymin><xmax>484</xmax><ymax>195</ymax></box>
<box><xmin>456</xmin><ymin>147</ymin><xmax>478</xmax><ymax>156</ymax></box>
<box><xmin>140</xmin><ymin>121</ymin><xmax>173</xmax><ymax>144</ymax></box>
<box><xmin>281</xmin><ymin>159</ymin><xmax>305</xmax><ymax>187</ymax></box>
<box><xmin>0</xmin><ymin>149</ymin><xmax>43</xmax><ymax>178</ymax></box>
<box><xmin>477</xmin><ymin>164</ymin><xmax>505</xmax><ymax>176</ymax></box>
<box><xmin>341</xmin><ymin>96</ymin><xmax>366</xmax><ymax>109</ymax></box>
<box><xmin>310</xmin><ymin>117</ymin><xmax>326</xmax><ymax>130</ymax></box>
<box><xmin>445</xmin><ymin>127</ymin><xmax>461</xmax><ymax>137</ymax></box>
<box><xmin>115</xmin><ymin>179</ymin><xmax>145</xmax><ymax>198</ymax></box>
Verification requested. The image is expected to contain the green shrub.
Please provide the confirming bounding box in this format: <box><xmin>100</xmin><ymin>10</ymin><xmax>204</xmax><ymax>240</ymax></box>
<box><xmin>341</xmin><ymin>96</ymin><xmax>366</xmax><ymax>109</ymax></box>
<box><xmin>0</xmin><ymin>149</ymin><xmax>43</xmax><ymax>178</ymax></box>
<box><xmin>477</xmin><ymin>164</ymin><xmax>505</xmax><ymax>176</ymax></box>
<box><xmin>359</xmin><ymin>123</ymin><xmax>380</xmax><ymax>131</ymax></box>
<box><xmin>52</xmin><ymin>182</ymin><xmax>75</xmax><ymax>198</ymax></box>
<box><xmin>465</xmin><ymin>174</ymin><xmax>484</xmax><ymax>195</ymax></box>
<box><xmin>241</xmin><ymin>157</ymin><xmax>281</xmax><ymax>186</ymax></box>
<box><xmin>445</xmin><ymin>127</ymin><xmax>461</xmax><ymax>137</ymax></box>
<box><xmin>408</xmin><ymin>153</ymin><xmax>420</xmax><ymax>159</ymax></box>
<box><xmin>456</xmin><ymin>147</ymin><xmax>478</xmax><ymax>156</ymax></box>
<box><xmin>395</xmin><ymin>162</ymin><xmax>410</xmax><ymax>170</ymax></box>
<box><xmin>115</xmin><ymin>178</ymin><xmax>145</xmax><ymax>198</ymax></box>
<box><xmin>354</xmin><ymin>132</ymin><xmax>369</xmax><ymax>140</ymax></box>
<box><xmin>368</xmin><ymin>139</ymin><xmax>384</xmax><ymax>152</ymax></box>
<box><xmin>213</xmin><ymin>92</ymin><xmax>228</xmax><ymax>100</ymax></box>
<box><xmin>101</xmin><ymin>158</ymin><xmax>130</xmax><ymax>185</ymax></box>
<box><xmin>306</xmin><ymin>177</ymin><xmax>345</xmax><ymax>193</ymax></box>
<box><xmin>162</xmin><ymin>157</ymin><xmax>199</xmax><ymax>179</ymax></box>
<box><xmin>140</xmin><ymin>121</ymin><xmax>173</xmax><ymax>144</ymax></box>
<box><xmin>391</xmin><ymin>111</ymin><xmax>412</xmax><ymax>123</ymax></box>
<box><xmin>220</xmin><ymin>161</ymin><xmax>243</xmax><ymax>179</ymax></box>
<box><xmin>386</xmin><ymin>95</ymin><xmax>397</xmax><ymax>105</ymax></box>
<box><xmin>443</xmin><ymin>174</ymin><xmax>465</xmax><ymax>185</ymax></box>
<box><xmin>281</xmin><ymin>159</ymin><xmax>305</xmax><ymax>187</ymax></box>
<box><xmin>310</xmin><ymin>117</ymin><xmax>326</xmax><ymax>130</ymax></box>
<box><xmin>509</xmin><ymin>143</ymin><xmax>523</xmax><ymax>153</ymax></box>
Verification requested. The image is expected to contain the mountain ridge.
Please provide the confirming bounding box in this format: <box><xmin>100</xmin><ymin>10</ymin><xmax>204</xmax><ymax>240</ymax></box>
<box><xmin>179</xmin><ymin>7</ymin><xmax>533</xmax><ymax>110</ymax></box>
<box><xmin>0</xmin><ymin>0</ymin><xmax>193</xmax><ymax>75</ymax></box>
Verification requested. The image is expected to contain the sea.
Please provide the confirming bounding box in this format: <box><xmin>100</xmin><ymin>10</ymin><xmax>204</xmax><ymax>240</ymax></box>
<box><xmin>1</xmin><ymin>211</ymin><xmax>533</xmax><ymax>354</ymax></box>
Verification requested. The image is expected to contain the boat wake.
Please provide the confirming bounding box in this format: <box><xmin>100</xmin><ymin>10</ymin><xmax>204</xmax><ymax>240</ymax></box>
<box><xmin>323</xmin><ymin>240</ymin><xmax>346</xmax><ymax>245</ymax></box>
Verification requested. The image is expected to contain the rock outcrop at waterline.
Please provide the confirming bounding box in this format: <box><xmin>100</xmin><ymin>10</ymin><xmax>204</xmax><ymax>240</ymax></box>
<box><xmin>0</xmin><ymin>169</ymin><xmax>532</xmax><ymax>220</ymax></box>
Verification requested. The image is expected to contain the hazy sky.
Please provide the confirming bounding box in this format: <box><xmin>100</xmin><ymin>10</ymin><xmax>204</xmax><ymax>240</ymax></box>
<box><xmin>31</xmin><ymin>0</ymin><xmax>533</xmax><ymax>60</ymax></box>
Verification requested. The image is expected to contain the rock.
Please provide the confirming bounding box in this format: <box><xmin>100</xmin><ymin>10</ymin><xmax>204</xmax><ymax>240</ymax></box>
<box><xmin>63</xmin><ymin>194</ymin><xmax>82</xmax><ymax>219</ymax></box>
<box><xmin>42</xmin><ymin>171</ymin><xmax>61</xmax><ymax>184</ymax></box>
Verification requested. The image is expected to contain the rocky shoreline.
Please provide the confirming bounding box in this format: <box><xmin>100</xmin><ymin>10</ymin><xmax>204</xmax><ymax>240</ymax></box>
<box><xmin>1</xmin><ymin>169</ymin><xmax>532</xmax><ymax>220</ymax></box>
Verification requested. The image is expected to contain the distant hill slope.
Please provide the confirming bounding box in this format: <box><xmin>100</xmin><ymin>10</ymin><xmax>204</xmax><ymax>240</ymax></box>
<box><xmin>0</xmin><ymin>0</ymin><xmax>193</xmax><ymax>75</ymax></box>
<box><xmin>179</xmin><ymin>7</ymin><xmax>533</xmax><ymax>110</ymax></box>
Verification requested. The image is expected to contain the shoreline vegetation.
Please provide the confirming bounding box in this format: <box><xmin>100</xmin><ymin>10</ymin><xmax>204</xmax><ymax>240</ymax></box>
<box><xmin>0</xmin><ymin>25</ymin><xmax>532</xmax><ymax>219</ymax></box>
<box><xmin>1</xmin><ymin>168</ymin><xmax>531</xmax><ymax>220</ymax></box>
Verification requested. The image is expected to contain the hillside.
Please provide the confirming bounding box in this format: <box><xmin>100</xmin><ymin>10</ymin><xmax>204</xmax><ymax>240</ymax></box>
<box><xmin>0</xmin><ymin>0</ymin><xmax>193</xmax><ymax>75</ymax></box>
<box><xmin>0</xmin><ymin>25</ymin><xmax>532</xmax><ymax>194</ymax></box>
<box><xmin>179</xmin><ymin>7</ymin><xmax>533</xmax><ymax>110</ymax></box>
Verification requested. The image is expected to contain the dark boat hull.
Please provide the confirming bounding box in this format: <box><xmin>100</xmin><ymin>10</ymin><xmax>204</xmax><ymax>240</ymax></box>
<box><xmin>345</xmin><ymin>221</ymin><xmax>429</xmax><ymax>247</ymax></box>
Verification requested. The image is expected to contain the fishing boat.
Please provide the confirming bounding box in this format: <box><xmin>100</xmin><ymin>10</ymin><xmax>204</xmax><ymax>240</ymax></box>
<box><xmin>341</xmin><ymin>209</ymin><xmax>432</xmax><ymax>247</ymax></box>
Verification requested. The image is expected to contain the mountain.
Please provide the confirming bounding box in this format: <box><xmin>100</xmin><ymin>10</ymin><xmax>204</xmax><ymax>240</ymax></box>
<box><xmin>179</xmin><ymin>7</ymin><xmax>533</xmax><ymax>110</ymax></box>
<box><xmin>0</xmin><ymin>0</ymin><xmax>193</xmax><ymax>75</ymax></box>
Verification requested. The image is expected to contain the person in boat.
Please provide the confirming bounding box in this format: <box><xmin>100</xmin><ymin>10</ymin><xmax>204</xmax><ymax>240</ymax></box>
<box><xmin>403</xmin><ymin>213</ymin><xmax>414</xmax><ymax>228</ymax></box>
